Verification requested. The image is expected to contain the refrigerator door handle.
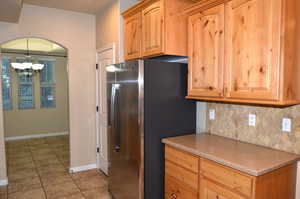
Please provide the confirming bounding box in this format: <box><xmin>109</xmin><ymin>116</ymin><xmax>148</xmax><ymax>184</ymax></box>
<box><xmin>111</xmin><ymin>83</ymin><xmax>121</xmax><ymax>152</ymax></box>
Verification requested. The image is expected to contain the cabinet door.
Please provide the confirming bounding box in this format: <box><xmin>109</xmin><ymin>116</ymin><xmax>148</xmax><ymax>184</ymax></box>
<box><xmin>165</xmin><ymin>175</ymin><xmax>198</xmax><ymax>199</ymax></box>
<box><xmin>201</xmin><ymin>179</ymin><xmax>246</xmax><ymax>199</ymax></box>
<box><xmin>188</xmin><ymin>4</ymin><xmax>225</xmax><ymax>98</ymax></box>
<box><xmin>142</xmin><ymin>0</ymin><xmax>163</xmax><ymax>57</ymax></box>
<box><xmin>225</xmin><ymin>0</ymin><xmax>282</xmax><ymax>101</ymax></box>
<box><xmin>124</xmin><ymin>12</ymin><xmax>142</xmax><ymax>60</ymax></box>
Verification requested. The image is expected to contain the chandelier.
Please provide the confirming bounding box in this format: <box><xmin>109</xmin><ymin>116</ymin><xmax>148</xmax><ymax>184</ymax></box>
<box><xmin>10</xmin><ymin>39</ymin><xmax>45</xmax><ymax>72</ymax></box>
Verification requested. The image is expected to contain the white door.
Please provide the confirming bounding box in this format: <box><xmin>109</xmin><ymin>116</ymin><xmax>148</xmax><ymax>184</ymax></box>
<box><xmin>96</xmin><ymin>44</ymin><xmax>116</xmax><ymax>175</ymax></box>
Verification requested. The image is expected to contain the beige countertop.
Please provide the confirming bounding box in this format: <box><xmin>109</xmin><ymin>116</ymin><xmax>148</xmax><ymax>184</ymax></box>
<box><xmin>162</xmin><ymin>133</ymin><xmax>300</xmax><ymax>176</ymax></box>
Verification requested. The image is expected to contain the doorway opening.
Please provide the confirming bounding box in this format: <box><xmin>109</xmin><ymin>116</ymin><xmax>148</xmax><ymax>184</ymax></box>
<box><xmin>0</xmin><ymin>37</ymin><xmax>70</xmax><ymax>182</ymax></box>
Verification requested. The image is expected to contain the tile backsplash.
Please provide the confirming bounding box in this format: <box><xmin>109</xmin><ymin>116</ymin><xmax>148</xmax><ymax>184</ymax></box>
<box><xmin>206</xmin><ymin>103</ymin><xmax>300</xmax><ymax>154</ymax></box>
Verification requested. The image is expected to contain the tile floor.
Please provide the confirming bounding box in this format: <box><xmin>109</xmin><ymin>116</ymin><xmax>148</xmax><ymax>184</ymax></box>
<box><xmin>0</xmin><ymin>136</ymin><xmax>111</xmax><ymax>199</ymax></box>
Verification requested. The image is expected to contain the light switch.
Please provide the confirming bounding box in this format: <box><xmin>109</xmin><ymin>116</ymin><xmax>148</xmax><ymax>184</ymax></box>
<box><xmin>209</xmin><ymin>109</ymin><xmax>216</xmax><ymax>120</ymax></box>
<box><xmin>282</xmin><ymin>118</ymin><xmax>292</xmax><ymax>132</ymax></box>
<box><xmin>248</xmin><ymin>114</ymin><xmax>256</xmax><ymax>126</ymax></box>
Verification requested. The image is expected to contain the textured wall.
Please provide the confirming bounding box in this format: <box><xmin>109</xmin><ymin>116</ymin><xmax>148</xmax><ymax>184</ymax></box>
<box><xmin>206</xmin><ymin>103</ymin><xmax>300</xmax><ymax>154</ymax></box>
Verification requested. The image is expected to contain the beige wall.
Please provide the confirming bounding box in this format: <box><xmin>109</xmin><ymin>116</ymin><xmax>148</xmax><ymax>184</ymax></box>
<box><xmin>2</xmin><ymin>55</ymin><xmax>69</xmax><ymax>138</ymax></box>
<box><xmin>0</xmin><ymin>4</ymin><xmax>96</xmax><ymax>181</ymax></box>
<box><xmin>96</xmin><ymin>0</ymin><xmax>120</xmax><ymax>61</ymax></box>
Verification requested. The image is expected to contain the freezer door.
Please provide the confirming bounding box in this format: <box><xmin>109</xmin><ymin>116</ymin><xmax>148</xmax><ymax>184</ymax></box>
<box><xmin>108</xmin><ymin>61</ymin><xmax>140</xmax><ymax>199</ymax></box>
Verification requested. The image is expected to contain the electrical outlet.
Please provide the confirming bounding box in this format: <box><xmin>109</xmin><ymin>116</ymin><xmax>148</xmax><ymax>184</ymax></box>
<box><xmin>282</xmin><ymin>118</ymin><xmax>292</xmax><ymax>132</ymax></box>
<box><xmin>209</xmin><ymin>109</ymin><xmax>216</xmax><ymax>120</ymax></box>
<box><xmin>248</xmin><ymin>114</ymin><xmax>256</xmax><ymax>126</ymax></box>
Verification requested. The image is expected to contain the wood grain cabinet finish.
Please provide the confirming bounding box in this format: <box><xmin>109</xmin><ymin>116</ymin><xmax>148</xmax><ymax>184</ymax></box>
<box><xmin>164</xmin><ymin>145</ymin><xmax>297</xmax><ymax>199</ymax></box>
<box><xmin>124</xmin><ymin>11</ymin><xmax>142</xmax><ymax>60</ymax></box>
<box><xmin>185</xmin><ymin>0</ymin><xmax>300</xmax><ymax>106</ymax></box>
<box><xmin>122</xmin><ymin>0</ymin><xmax>196</xmax><ymax>60</ymax></box>
<box><xmin>165</xmin><ymin>175</ymin><xmax>198</xmax><ymax>199</ymax></box>
<box><xmin>225</xmin><ymin>0</ymin><xmax>281</xmax><ymax>101</ymax></box>
<box><xmin>188</xmin><ymin>4</ymin><xmax>225</xmax><ymax>98</ymax></box>
<box><xmin>142</xmin><ymin>0</ymin><xmax>163</xmax><ymax>57</ymax></box>
<box><xmin>201</xmin><ymin>179</ymin><xmax>246</xmax><ymax>199</ymax></box>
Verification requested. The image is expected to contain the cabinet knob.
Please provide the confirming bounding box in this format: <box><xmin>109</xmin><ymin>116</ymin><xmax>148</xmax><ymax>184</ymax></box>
<box><xmin>171</xmin><ymin>193</ymin><xmax>177</xmax><ymax>199</ymax></box>
<box><xmin>216</xmin><ymin>195</ymin><xmax>219</xmax><ymax>199</ymax></box>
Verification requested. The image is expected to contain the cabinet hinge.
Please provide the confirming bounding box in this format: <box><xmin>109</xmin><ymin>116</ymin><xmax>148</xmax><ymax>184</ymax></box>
<box><xmin>97</xmin><ymin>147</ymin><xmax>100</xmax><ymax>153</ymax></box>
<box><xmin>96</xmin><ymin>106</ymin><xmax>99</xmax><ymax>112</ymax></box>
<box><xmin>96</xmin><ymin>64</ymin><xmax>99</xmax><ymax>70</ymax></box>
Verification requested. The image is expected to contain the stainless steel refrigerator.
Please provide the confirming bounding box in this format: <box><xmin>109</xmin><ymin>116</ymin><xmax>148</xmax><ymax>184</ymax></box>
<box><xmin>106</xmin><ymin>59</ymin><xmax>196</xmax><ymax>199</ymax></box>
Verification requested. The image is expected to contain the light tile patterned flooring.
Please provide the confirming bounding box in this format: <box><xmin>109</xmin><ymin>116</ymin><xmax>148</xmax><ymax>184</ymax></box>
<box><xmin>0</xmin><ymin>136</ymin><xmax>111</xmax><ymax>199</ymax></box>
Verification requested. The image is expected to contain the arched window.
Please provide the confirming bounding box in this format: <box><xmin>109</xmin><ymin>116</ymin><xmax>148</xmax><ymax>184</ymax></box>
<box><xmin>0</xmin><ymin>37</ymin><xmax>67</xmax><ymax>110</ymax></box>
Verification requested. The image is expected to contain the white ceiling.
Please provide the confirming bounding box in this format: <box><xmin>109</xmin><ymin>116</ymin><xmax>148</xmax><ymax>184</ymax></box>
<box><xmin>23</xmin><ymin>0</ymin><xmax>113</xmax><ymax>14</ymax></box>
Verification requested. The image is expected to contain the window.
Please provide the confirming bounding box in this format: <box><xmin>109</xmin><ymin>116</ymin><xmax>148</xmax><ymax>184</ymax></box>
<box><xmin>40</xmin><ymin>60</ymin><xmax>56</xmax><ymax>108</ymax></box>
<box><xmin>1</xmin><ymin>58</ymin><xmax>12</xmax><ymax>110</ymax></box>
<box><xmin>18</xmin><ymin>68</ymin><xmax>35</xmax><ymax>109</ymax></box>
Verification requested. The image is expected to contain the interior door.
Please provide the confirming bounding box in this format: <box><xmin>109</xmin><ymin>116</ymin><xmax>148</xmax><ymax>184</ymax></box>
<box><xmin>97</xmin><ymin>45</ymin><xmax>115</xmax><ymax>175</ymax></box>
<box><xmin>124</xmin><ymin>11</ymin><xmax>142</xmax><ymax>60</ymax></box>
<box><xmin>225</xmin><ymin>0</ymin><xmax>281</xmax><ymax>101</ymax></box>
<box><xmin>142</xmin><ymin>0</ymin><xmax>163</xmax><ymax>57</ymax></box>
<box><xmin>188</xmin><ymin>4</ymin><xmax>225</xmax><ymax>98</ymax></box>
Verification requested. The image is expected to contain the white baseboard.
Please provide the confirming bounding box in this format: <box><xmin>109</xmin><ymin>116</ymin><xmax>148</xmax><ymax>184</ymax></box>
<box><xmin>5</xmin><ymin>131</ymin><xmax>69</xmax><ymax>141</ymax></box>
<box><xmin>69</xmin><ymin>164</ymin><xmax>97</xmax><ymax>173</ymax></box>
<box><xmin>0</xmin><ymin>178</ymin><xmax>8</xmax><ymax>186</ymax></box>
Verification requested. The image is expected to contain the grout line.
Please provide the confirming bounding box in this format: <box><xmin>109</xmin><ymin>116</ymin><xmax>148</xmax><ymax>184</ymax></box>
<box><xmin>27</xmin><ymin>139</ymin><xmax>49</xmax><ymax>199</ymax></box>
<box><xmin>5</xmin><ymin>136</ymin><xmax>106</xmax><ymax>199</ymax></box>
<box><xmin>47</xmin><ymin>137</ymin><xmax>87</xmax><ymax>199</ymax></box>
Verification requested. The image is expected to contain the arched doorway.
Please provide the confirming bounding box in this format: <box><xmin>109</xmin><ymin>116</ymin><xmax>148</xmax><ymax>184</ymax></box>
<box><xmin>0</xmin><ymin>37</ymin><xmax>70</xmax><ymax>182</ymax></box>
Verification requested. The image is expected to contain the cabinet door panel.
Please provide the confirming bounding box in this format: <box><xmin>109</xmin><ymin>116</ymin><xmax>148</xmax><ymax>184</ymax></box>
<box><xmin>201</xmin><ymin>179</ymin><xmax>246</xmax><ymax>199</ymax></box>
<box><xmin>225</xmin><ymin>0</ymin><xmax>281</xmax><ymax>100</ymax></box>
<box><xmin>124</xmin><ymin>12</ymin><xmax>141</xmax><ymax>60</ymax></box>
<box><xmin>142</xmin><ymin>1</ymin><xmax>163</xmax><ymax>57</ymax></box>
<box><xmin>165</xmin><ymin>175</ymin><xmax>198</xmax><ymax>199</ymax></box>
<box><xmin>188</xmin><ymin>4</ymin><xmax>224</xmax><ymax>97</ymax></box>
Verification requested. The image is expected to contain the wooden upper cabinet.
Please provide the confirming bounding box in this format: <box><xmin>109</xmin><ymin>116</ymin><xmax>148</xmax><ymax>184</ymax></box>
<box><xmin>122</xmin><ymin>0</ymin><xmax>196</xmax><ymax>60</ymax></box>
<box><xmin>186</xmin><ymin>0</ymin><xmax>300</xmax><ymax>106</ymax></box>
<box><xmin>124</xmin><ymin>11</ymin><xmax>141</xmax><ymax>60</ymax></box>
<box><xmin>142</xmin><ymin>0</ymin><xmax>163</xmax><ymax>57</ymax></box>
<box><xmin>225</xmin><ymin>0</ymin><xmax>281</xmax><ymax>101</ymax></box>
<box><xmin>188</xmin><ymin>4</ymin><xmax>225</xmax><ymax>98</ymax></box>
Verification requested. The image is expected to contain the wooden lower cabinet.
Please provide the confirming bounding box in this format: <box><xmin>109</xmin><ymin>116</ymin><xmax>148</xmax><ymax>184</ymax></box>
<box><xmin>201</xmin><ymin>179</ymin><xmax>246</xmax><ymax>199</ymax></box>
<box><xmin>165</xmin><ymin>175</ymin><xmax>198</xmax><ymax>199</ymax></box>
<box><xmin>164</xmin><ymin>145</ymin><xmax>297</xmax><ymax>199</ymax></box>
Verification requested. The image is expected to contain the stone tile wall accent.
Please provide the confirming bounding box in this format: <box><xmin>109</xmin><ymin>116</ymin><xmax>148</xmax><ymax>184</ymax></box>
<box><xmin>206</xmin><ymin>103</ymin><xmax>300</xmax><ymax>154</ymax></box>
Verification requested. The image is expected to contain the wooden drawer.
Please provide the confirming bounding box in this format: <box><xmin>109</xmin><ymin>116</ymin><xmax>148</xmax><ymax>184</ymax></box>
<box><xmin>165</xmin><ymin>145</ymin><xmax>198</xmax><ymax>173</ymax></box>
<box><xmin>201</xmin><ymin>178</ymin><xmax>246</xmax><ymax>199</ymax></box>
<box><xmin>165</xmin><ymin>175</ymin><xmax>198</xmax><ymax>199</ymax></box>
<box><xmin>201</xmin><ymin>159</ymin><xmax>253</xmax><ymax>197</ymax></box>
<box><xmin>165</xmin><ymin>161</ymin><xmax>198</xmax><ymax>190</ymax></box>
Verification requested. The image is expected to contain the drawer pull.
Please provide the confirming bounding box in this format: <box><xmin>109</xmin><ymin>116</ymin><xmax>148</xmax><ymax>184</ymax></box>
<box><xmin>171</xmin><ymin>193</ymin><xmax>177</xmax><ymax>199</ymax></box>
<box><xmin>216</xmin><ymin>196</ymin><xmax>219</xmax><ymax>199</ymax></box>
